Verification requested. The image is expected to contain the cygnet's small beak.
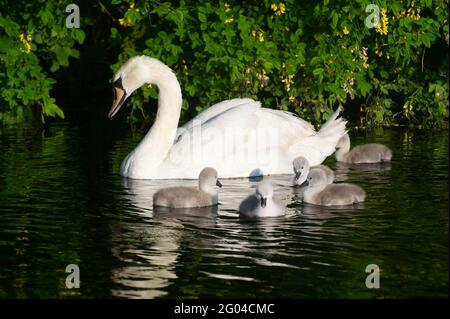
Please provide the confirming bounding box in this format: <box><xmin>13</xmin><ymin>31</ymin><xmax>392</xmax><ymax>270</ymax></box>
<box><xmin>294</xmin><ymin>171</ymin><xmax>301</xmax><ymax>180</ymax></box>
<box><xmin>260</xmin><ymin>197</ymin><xmax>267</xmax><ymax>208</ymax></box>
<box><xmin>216</xmin><ymin>180</ymin><xmax>223</xmax><ymax>188</ymax></box>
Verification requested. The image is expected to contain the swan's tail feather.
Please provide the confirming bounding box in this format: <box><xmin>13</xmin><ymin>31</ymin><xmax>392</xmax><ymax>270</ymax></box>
<box><xmin>318</xmin><ymin>108</ymin><xmax>342</xmax><ymax>134</ymax></box>
<box><xmin>314</xmin><ymin>108</ymin><xmax>348</xmax><ymax>159</ymax></box>
<box><xmin>317</xmin><ymin>108</ymin><xmax>347</xmax><ymax>138</ymax></box>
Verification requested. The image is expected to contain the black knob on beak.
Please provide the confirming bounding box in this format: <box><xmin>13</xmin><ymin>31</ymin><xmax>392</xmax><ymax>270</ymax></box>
<box><xmin>260</xmin><ymin>197</ymin><xmax>267</xmax><ymax>208</ymax></box>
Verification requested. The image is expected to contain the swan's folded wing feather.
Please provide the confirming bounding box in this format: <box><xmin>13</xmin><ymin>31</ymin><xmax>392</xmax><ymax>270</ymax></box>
<box><xmin>263</xmin><ymin>108</ymin><xmax>316</xmax><ymax>134</ymax></box>
<box><xmin>175</xmin><ymin>98</ymin><xmax>259</xmax><ymax>141</ymax></box>
<box><xmin>172</xmin><ymin>104</ymin><xmax>316</xmax><ymax>159</ymax></box>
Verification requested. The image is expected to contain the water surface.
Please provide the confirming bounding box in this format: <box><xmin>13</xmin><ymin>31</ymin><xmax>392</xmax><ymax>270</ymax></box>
<box><xmin>0</xmin><ymin>118</ymin><xmax>448</xmax><ymax>298</ymax></box>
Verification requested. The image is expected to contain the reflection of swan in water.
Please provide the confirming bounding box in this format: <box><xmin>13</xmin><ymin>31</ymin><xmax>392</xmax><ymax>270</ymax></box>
<box><xmin>110</xmin><ymin>205</ymin><xmax>221</xmax><ymax>298</ymax></box>
<box><xmin>153</xmin><ymin>205</ymin><xmax>219</xmax><ymax>229</ymax></box>
<box><xmin>111</xmin><ymin>175</ymin><xmax>302</xmax><ymax>296</ymax></box>
<box><xmin>334</xmin><ymin>161</ymin><xmax>392</xmax><ymax>182</ymax></box>
<box><xmin>111</xmin><ymin>178</ymin><xmax>218</xmax><ymax>298</ymax></box>
<box><xmin>298</xmin><ymin>203</ymin><xmax>364</xmax><ymax>236</ymax></box>
<box><xmin>110</xmin><ymin>214</ymin><xmax>182</xmax><ymax>298</ymax></box>
<box><xmin>301</xmin><ymin>201</ymin><xmax>366</xmax><ymax>217</ymax></box>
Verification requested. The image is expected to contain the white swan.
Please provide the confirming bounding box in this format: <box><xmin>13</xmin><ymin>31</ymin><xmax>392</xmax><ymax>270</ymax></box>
<box><xmin>292</xmin><ymin>156</ymin><xmax>334</xmax><ymax>186</ymax></box>
<box><xmin>109</xmin><ymin>56</ymin><xmax>347</xmax><ymax>179</ymax></box>
<box><xmin>239</xmin><ymin>181</ymin><xmax>285</xmax><ymax>218</ymax></box>
<box><xmin>335</xmin><ymin>134</ymin><xmax>392</xmax><ymax>164</ymax></box>
<box><xmin>153</xmin><ymin>167</ymin><xmax>222</xmax><ymax>208</ymax></box>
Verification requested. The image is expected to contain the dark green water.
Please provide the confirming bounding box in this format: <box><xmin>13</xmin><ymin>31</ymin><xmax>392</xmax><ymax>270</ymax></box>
<box><xmin>0</xmin><ymin>116</ymin><xmax>448</xmax><ymax>298</ymax></box>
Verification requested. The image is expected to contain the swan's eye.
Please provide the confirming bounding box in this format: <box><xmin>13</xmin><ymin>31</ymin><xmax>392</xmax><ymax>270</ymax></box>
<box><xmin>301</xmin><ymin>166</ymin><xmax>304</xmax><ymax>169</ymax></box>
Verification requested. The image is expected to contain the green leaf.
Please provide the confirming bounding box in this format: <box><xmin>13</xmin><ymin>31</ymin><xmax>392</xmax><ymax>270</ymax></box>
<box><xmin>43</xmin><ymin>101</ymin><xmax>64</xmax><ymax>119</ymax></box>
<box><xmin>54</xmin><ymin>45</ymin><xmax>70</xmax><ymax>66</ymax></box>
<box><xmin>72</xmin><ymin>29</ymin><xmax>85</xmax><ymax>44</ymax></box>
<box><xmin>331</xmin><ymin>11</ymin><xmax>338</xmax><ymax>29</ymax></box>
<box><xmin>422</xmin><ymin>34</ymin><xmax>431</xmax><ymax>48</ymax></box>
<box><xmin>198</xmin><ymin>12</ymin><xmax>206</xmax><ymax>23</ymax></box>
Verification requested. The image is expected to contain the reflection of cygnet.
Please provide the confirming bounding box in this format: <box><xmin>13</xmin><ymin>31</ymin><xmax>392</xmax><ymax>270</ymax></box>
<box><xmin>303</xmin><ymin>168</ymin><xmax>366</xmax><ymax>206</ymax></box>
<box><xmin>335</xmin><ymin>133</ymin><xmax>392</xmax><ymax>164</ymax></box>
<box><xmin>153</xmin><ymin>167</ymin><xmax>222</xmax><ymax>208</ymax></box>
<box><xmin>293</xmin><ymin>156</ymin><xmax>334</xmax><ymax>186</ymax></box>
<box><xmin>239</xmin><ymin>181</ymin><xmax>285</xmax><ymax>218</ymax></box>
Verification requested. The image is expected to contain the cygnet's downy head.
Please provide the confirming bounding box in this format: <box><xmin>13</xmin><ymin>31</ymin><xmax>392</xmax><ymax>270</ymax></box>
<box><xmin>293</xmin><ymin>156</ymin><xmax>310</xmax><ymax>185</ymax></box>
<box><xmin>305</xmin><ymin>168</ymin><xmax>328</xmax><ymax>189</ymax></box>
<box><xmin>198</xmin><ymin>167</ymin><xmax>222</xmax><ymax>193</ymax></box>
<box><xmin>256</xmin><ymin>180</ymin><xmax>274</xmax><ymax>208</ymax></box>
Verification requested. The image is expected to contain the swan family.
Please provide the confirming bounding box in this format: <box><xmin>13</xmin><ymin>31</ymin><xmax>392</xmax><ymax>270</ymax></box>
<box><xmin>109</xmin><ymin>55</ymin><xmax>347</xmax><ymax>179</ymax></box>
<box><xmin>151</xmin><ymin>136</ymin><xmax>390</xmax><ymax>215</ymax></box>
<box><xmin>110</xmin><ymin>56</ymin><xmax>392</xmax><ymax>216</ymax></box>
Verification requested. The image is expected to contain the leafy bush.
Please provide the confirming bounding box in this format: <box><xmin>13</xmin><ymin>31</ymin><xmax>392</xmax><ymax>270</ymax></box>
<box><xmin>0</xmin><ymin>0</ymin><xmax>85</xmax><ymax>124</ymax></box>
<box><xmin>109</xmin><ymin>0</ymin><xmax>448</xmax><ymax>127</ymax></box>
<box><xmin>0</xmin><ymin>0</ymin><xmax>448</xmax><ymax>128</ymax></box>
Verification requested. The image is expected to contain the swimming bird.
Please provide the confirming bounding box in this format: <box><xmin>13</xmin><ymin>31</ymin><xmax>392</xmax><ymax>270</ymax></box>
<box><xmin>303</xmin><ymin>168</ymin><xmax>366</xmax><ymax>206</ymax></box>
<box><xmin>109</xmin><ymin>55</ymin><xmax>347</xmax><ymax>179</ymax></box>
<box><xmin>153</xmin><ymin>167</ymin><xmax>222</xmax><ymax>208</ymax></box>
<box><xmin>335</xmin><ymin>133</ymin><xmax>392</xmax><ymax>164</ymax></box>
<box><xmin>293</xmin><ymin>156</ymin><xmax>334</xmax><ymax>186</ymax></box>
<box><xmin>239</xmin><ymin>181</ymin><xmax>285</xmax><ymax>218</ymax></box>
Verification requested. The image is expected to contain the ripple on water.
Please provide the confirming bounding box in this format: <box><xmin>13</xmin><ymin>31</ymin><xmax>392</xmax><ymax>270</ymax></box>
<box><xmin>0</xmin><ymin>125</ymin><xmax>448</xmax><ymax>298</ymax></box>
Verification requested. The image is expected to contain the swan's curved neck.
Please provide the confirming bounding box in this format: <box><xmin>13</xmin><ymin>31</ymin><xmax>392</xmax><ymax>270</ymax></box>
<box><xmin>134</xmin><ymin>66</ymin><xmax>182</xmax><ymax>168</ymax></box>
<box><xmin>335</xmin><ymin>136</ymin><xmax>350</xmax><ymax>162</ymax></box>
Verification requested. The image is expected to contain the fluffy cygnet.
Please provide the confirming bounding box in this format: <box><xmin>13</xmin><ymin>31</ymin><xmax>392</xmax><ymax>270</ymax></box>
<box><xmin>293</xmin><ymin>156</ymin><xmax>335</xmax><ymax>186</ymax></box>
<box><xmin>239</xmin><ymin>180</ymin><xmax>285</xmax><ymax>218</ymax></box>
<box><xmin>153</xmin><ymin>167</ymin><xmax>222</xmax><ymax>208</ymax></box>
<box><xmin>303</xmin><ymin>168</ymin><xmax>366</xmax><ymax>206</ymax></box>
<box><xmin>335</xmin><ymin>133</ymin><xmax>392</xmax><ymax>164</ymax></box>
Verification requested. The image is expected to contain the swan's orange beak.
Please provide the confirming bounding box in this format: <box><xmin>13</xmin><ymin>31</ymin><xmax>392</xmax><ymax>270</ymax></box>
<box><xmin>108</xmin><ymin>86</ymin><xmax>127</xmax><ymax>119</ymax></box>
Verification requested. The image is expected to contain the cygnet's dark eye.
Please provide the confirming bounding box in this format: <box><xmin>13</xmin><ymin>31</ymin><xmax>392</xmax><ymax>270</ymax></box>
<box><xmin>301</xmin><ymin>166</ymin><xmax>304</xmax><ymax>169</ymax></box>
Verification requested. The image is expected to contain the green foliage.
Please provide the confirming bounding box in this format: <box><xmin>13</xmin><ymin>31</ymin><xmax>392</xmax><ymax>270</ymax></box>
<box><xmin>0</xmin><ymin>0</ymin><xmax>448</xmax><ymax>127</ymax></box>
<box><xmin>110</xmin><ymin>0</ymin><xmax>448</xmax><ymax>127</ymax></box>
<box><xmin>0</xmin><ymin>0</ymin><xmax>85</xmax><ymax>125</ymax></box>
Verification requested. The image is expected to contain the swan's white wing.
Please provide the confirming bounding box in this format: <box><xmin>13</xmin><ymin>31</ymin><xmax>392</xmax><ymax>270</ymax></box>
<box><xmin>163</xmin><ymin>104</ymin><xmax>317</xmax><ymax>178</ymax></box>
<box><xmin>263</xmin><ymin>109</ymin><xmax>316</xmax><ymax>133</ymax></box>
<box><xmin>175</xmin><ymin>98</ymin><xmax>259</xmax><ymax>141</ymax></box>
<box><xmin>174</xmin><ymin>105</ymin><xmax>315</xmax><ymax>152</ymax></box>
